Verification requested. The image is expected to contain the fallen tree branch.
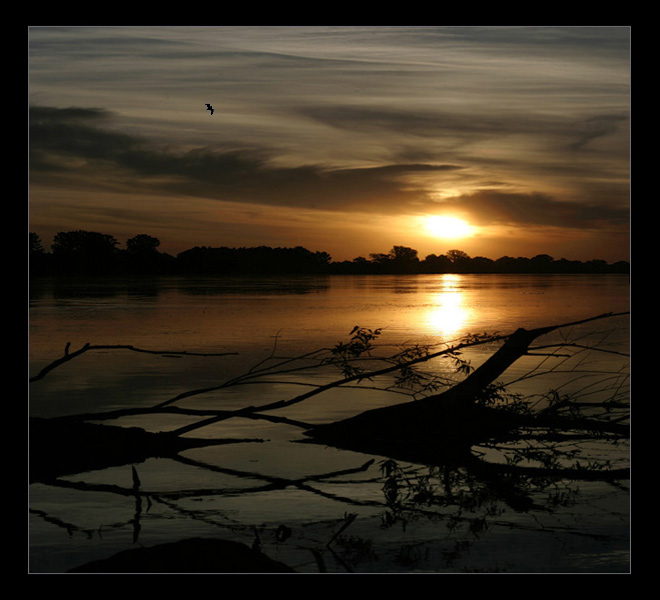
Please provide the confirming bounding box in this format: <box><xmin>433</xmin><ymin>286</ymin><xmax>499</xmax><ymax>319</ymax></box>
<box><xmin>30</xmin><ymin>311</ymin><xmax>629</xmax><ymax>485</ymax></box>
<box><xmin>29</xmin><ymin>343</ymin><xmax>238</xmax><ymax>382</ymax></box>
<box><xmin>304</xmin><ymin>312</ymin><xmax>629</xmax><ymax>455</ymax></box>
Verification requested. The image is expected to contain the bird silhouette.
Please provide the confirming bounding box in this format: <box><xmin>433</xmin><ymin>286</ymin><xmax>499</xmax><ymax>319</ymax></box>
<box><xmin>205</xmin><ymin>103</ymin><xmax>214</xmax><ymax>115</ymax></box>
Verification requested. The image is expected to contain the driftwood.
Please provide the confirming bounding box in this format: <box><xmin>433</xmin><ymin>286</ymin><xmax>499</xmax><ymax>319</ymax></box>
<box><xmin>303</xmin><ymin>316</ymin><xmax>630</xmax><ymax>468</ymax></box>
<box><xmin>29</xmin><ymin>312</ymin><xmax>629</xmax><ymax>483</ymax></box>
<box><xmin>30</xmin><ymin>314</ymin><xmax>630</xmax><ymax>573</ymax></box>
<box><xmin>29</xmin><ymin>343</ymin><xmax>237</xmax><ymax>383</ymax></box>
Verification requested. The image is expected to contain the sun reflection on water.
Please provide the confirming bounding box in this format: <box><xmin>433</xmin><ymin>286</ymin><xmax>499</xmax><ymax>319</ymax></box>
<box><xmin>424</xmin><ymin>274</ymin><xmax>472</xmax><ymax>336</ymax></box>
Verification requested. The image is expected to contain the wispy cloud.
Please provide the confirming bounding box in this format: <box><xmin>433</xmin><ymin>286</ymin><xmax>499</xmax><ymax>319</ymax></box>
<box><xmin>28</xmin><ymin>26</ymin><xmax>630</xmax><ymax>261</ymax></box>
<box><xmin>30</xmin><ymin>105</ymin><xmax>465</xmax><ymax>213</ymax></box>
<box><xmin>439</xmin><ymin>190</ymin><xmax>629</xmax><ymax>230</ymax></box>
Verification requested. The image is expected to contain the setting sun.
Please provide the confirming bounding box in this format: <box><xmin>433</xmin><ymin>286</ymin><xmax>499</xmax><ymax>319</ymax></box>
<box><xmin>423</xmin><ymin>216</ymin><xmax>474</xmax><ymax>239</ymax></box>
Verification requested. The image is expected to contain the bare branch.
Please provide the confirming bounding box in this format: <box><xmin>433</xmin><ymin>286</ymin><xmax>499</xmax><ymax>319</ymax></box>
<box><xmin>29</xmin><ymin>343</ymin><xmax>238</xmax><ymax>382</ymax></box>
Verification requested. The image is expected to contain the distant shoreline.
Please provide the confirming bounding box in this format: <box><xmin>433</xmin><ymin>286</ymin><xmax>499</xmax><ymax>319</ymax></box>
<box><xmin>29</xmin><ymin>232</ymin><xmax>630</xmax><ymax>278</ymax></box>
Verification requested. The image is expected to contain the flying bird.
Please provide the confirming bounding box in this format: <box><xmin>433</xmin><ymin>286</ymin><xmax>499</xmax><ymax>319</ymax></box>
<box><xmin>205</xmin><ymin>103</ymin><xmax>214</xmax><ymax>115</ymax></box>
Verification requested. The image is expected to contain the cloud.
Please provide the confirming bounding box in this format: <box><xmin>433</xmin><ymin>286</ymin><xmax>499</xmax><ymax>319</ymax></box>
<box><xmin>29</xmin><ymin>105</ymin><xmax>463</xmax><ymax>213</ymax></box>
<box><xmin>301</xmin><ymin>105</ymin><xmax>629</xmax><ymax>156</ymax></box>
<box><xmin>567</xmin><ymin>114</ymin><xmax>629</xmax><ymax>151</ymax></box>
<box><xmin>439</xmin><ymin>189</ymin><xmax>629</xmax><ymax>230</ymax></box>
<box><xmin>29</xmin><ymin>106</ymin><xmax>142</xmax><ymax>170</ymax></box>
<box><xmin>27</xmin><ymin>27</ymin><xmax>630</xmax><ymax>262</ymax></box>
<box><xmin>303</xmin><ymin>105</ymin><xmax>530</xmax><ymax>140</ymax></box>
<box><xmin>29</xmin><ymin>104</ymin><xmax>629</xmax><ymax>239</ymax></box>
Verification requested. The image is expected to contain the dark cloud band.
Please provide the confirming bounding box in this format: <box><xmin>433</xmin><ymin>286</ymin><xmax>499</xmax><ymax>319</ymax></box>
<box><xmin>29</xmin><ymin>105</ymin><xmax>628</xmax><ymax>231</ymax></box>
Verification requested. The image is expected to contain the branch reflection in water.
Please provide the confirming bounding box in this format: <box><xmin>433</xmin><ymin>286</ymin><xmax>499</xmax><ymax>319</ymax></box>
<box><xmin>29</xmin><ymin>274</ymin><xmax>630</xmax><ymax>573</ymax></box>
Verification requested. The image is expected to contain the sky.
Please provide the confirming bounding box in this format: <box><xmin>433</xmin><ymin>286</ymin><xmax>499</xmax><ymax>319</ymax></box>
<box><xmin>28</xmin><ymin>26</ymin><xmax>631</xmax><ymax>263</ymax></box>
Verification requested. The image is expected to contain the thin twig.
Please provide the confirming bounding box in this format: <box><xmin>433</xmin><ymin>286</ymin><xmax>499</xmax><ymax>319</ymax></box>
<box><xmin>29</xmin><ymin>343</ymin><xmax>238</xmax><ymax>382</ymax></box>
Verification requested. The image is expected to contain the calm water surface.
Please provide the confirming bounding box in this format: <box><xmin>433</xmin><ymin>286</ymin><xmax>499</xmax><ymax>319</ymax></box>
<box><xmin>28</xmin><ymin>274</ymin><xmax>630</xmax><ymax>573</ymax></box>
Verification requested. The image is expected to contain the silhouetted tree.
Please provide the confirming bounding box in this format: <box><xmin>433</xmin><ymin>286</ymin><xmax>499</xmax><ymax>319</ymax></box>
<box><xmin>369</xmin><ymin>252</ymin><xmax>391</xmax><ymax>264</ymax></box>
<box><xmin>27</xmin><ymin>229</ymin><xmax>630</xmax><ymax>277</ymax></box>
<box><xmin>352</xmin><ymin>256</ymin><xmax>370</xmax><ymax>266</ymax></box>
<box><xmin>554</xmin><ymin>258</ymin><xmax>584</xmax><ymax>273</ymax></box>
<box><xmin>494</xmin><ymin>256</ymin><xmax>517</xmax><ymax>272</ymax></box>
<box><xmin>126</xmin><ymin>234</ymin><xmax>161</xmax><ymax>255</ymax></box>
<box><xmin>446</xmin><ymin>249</ymin><xmax>470</xmax><ymax>263</ymax></box>
<box><xmin>365</xmin><ymin>251</ymin><xmax>391</xmax><ymax>273</ymax></box>
<box><xmin>123</xmin><ymin>234</ymin><xmax>176</xmax><ymax>274</ymax></box>
<box><xmin>586</xmin><ymin>259</ymin><xmax>608</xmax><ymax>273</ymax></box>
<box><xmin>29</xmin><ymin>232</ymin><xmax>50</xmax><ymax>275</ymax></box>
<box><xmin>51</xmin><ymin>230</ymin><xmax>119</xmax><ymax>274</ymax></box>
<box><xmin>470</xmin><ymin>256</ymin><xmax>495</xmax><ymax>273</ymax></box>
<box><xmin>446</xmin><ymin>249</ymin><xmax>471</xmax><ymax>272</ymax></box>
<box><xmin>515</xmin><ymin>256</ymin><xmax>532</xmax><ymax>272</ymax></box>
<box><xmin>390</xmin><ymin>246</ymin><xmax>420</xmax><ymax>273</ymax></box>
<box><xmin>422</xmin><ymin>253</ymin><xmax>451</xmax><ymax>274</ymax></box>
<box><xmin>529</xmin><ymin>254</ymin><xmax>555</xmax><ymax>273</ymax></box>
<box><xmin>610</xmin><ymin>260</ymin><xmax>631</xmax><ymax>274</ymax></box>
<box><xmin>314</xmin><ymin>251</ymin><xmax>332</xmax><ymax>266</ymax></box>
<box><xmin>176</xmin><ymin>245</ymin><xmax>332</xmax><ymax>275</ymax></box>
<box><xmin>367</xmin><ymin>246</ymin><xmax>420</xmax><ymax>273</ymax></box>
<box><xmin>390</xmin><ymin>246</ymin><xmax>417</xmax><ymax>262</ymax></box>
<box><xmin>52</xmin><ymin>230</ymin><xmax>118</xmax><ymax>256</ymax></box>
<box><xmin>30</xmin><ymin>232</ymin><xmax>44</xmax><ymax>255</ymax></box>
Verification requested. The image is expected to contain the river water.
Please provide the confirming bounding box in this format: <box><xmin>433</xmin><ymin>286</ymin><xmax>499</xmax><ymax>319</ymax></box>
<box><xmin>28</xmin><ymin>273</ymin><xmax>630</xmax><ymax>573</ymax></box>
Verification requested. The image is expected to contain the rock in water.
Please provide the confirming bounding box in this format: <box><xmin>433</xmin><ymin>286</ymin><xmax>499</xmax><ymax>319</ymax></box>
<box><xmin>69</xmin><ymin>538</ymin><xmax>295</xmax><ymax>573</ymax></box>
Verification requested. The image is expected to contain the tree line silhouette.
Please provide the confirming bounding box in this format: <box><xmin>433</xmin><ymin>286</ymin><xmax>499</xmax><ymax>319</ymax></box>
<box><xmin>29</xmin><ymin>230</ymin><xmax>630</xmax><ymax>277</ymax></box>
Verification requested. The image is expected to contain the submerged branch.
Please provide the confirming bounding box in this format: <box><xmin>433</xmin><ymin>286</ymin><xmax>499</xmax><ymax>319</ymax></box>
<box><xmin>34</xmin><ymin>312</ymin><xmax>628</xmax><ymax>436</ymax></box>
<box><xmin>528</xmin><ymin>342</ymin><xmax>630</xmax><ymax>358</ymax></box>
<box><xmin>49</xmin><ymin>405</ymin><xmax>314</xmax><ymax>430</ymax></box>
<box><xmin>30</xmin><ymin>311</ymin><xmax>629</xmax><ymax>485</ymax></box>
<box><xmin>29</xmin><ymin>343</ymin><xmax>238</xmax><ymax>382</ymax></box>
<box><xmin>154</xmin><ymin>312</ymin><xmax>628</xmax><ymax>439</ymax></box>
<box><xmin>304</xmin><ymin>312</ymin><xmax>629</xmax><ymax>456</ymax></box>
<box><xmin>153</xmin><ymin>330</ymin><xmax>522</xmax><ymax>433</ymax></box>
